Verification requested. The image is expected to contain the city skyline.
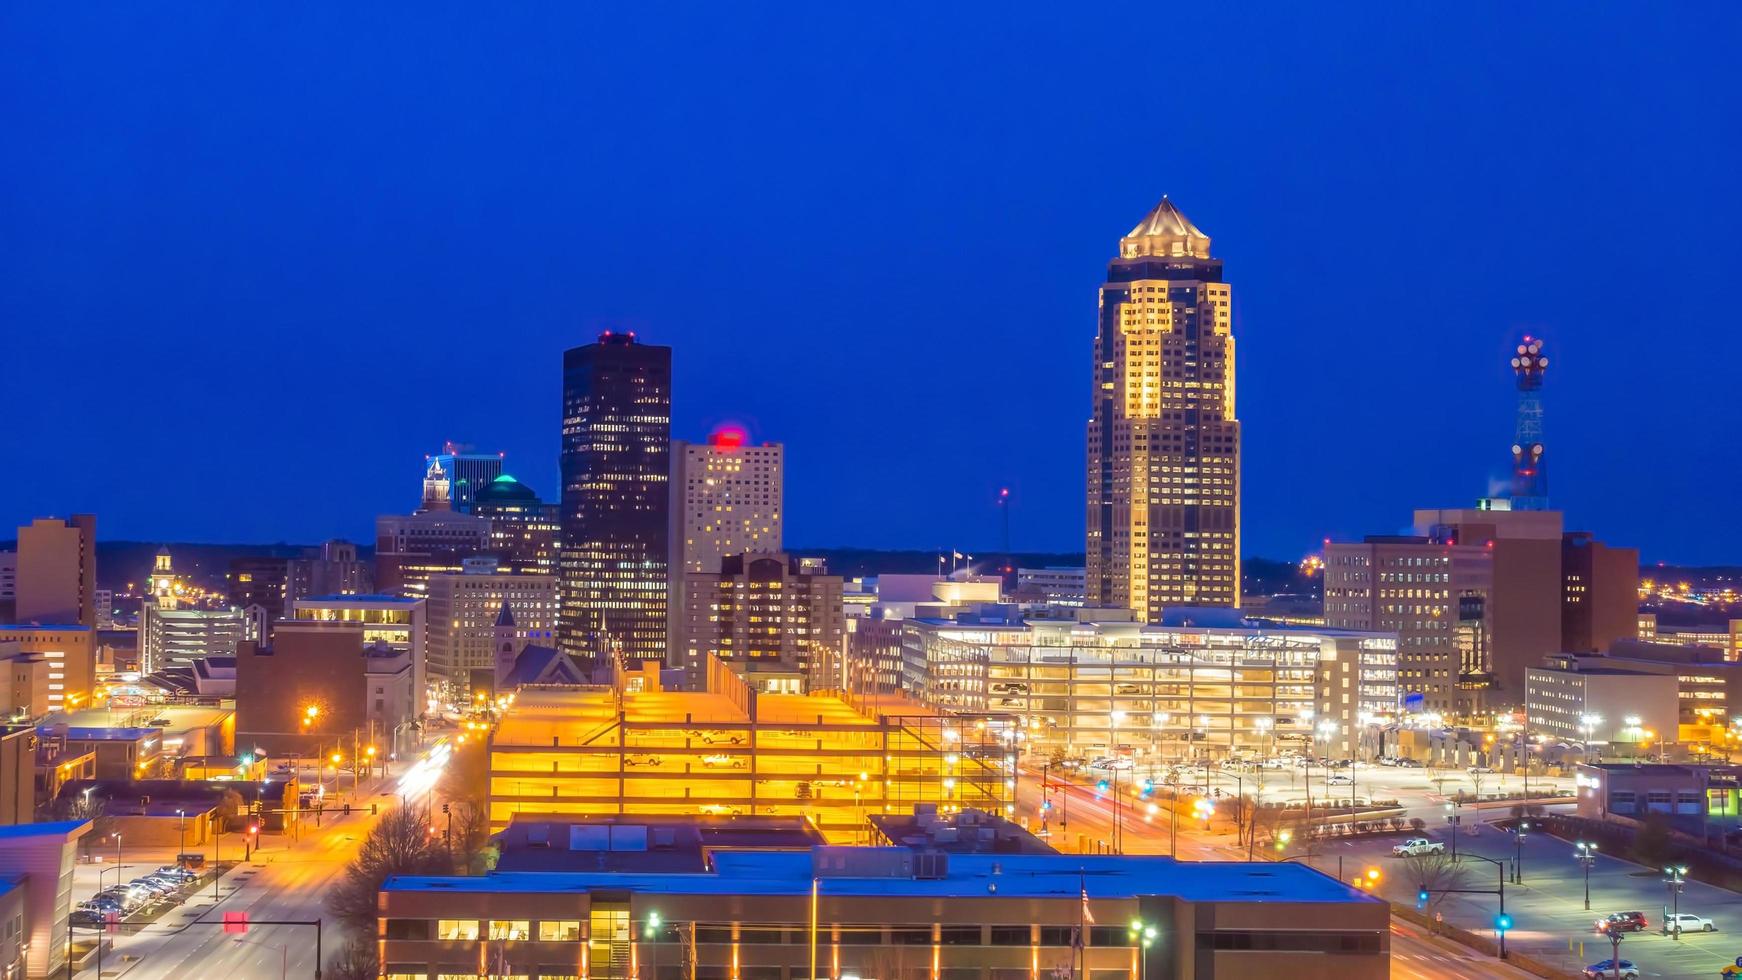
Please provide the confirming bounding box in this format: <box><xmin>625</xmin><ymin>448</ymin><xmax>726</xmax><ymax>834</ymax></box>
<box><xmin>5</xmin><ymin>7</ymin><xmax>1741</xmax><ymax>563</ymax></box>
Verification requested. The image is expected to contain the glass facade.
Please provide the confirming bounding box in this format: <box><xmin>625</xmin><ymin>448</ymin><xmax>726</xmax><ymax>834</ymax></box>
<box><xmin>559</xmin><ymin>333</ymin><xmax>672</xmax><ymax>662</ymax></box>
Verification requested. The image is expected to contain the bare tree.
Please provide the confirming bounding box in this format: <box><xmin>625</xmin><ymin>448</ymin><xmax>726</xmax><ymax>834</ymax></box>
<box><xmin>1467</xmin><ymin>769</ymin><xmax>1487</xmax><ymax>802</ymax></box>
<box><xmin>325</xmin><ymin>933</ymin><xmax>378</xmax><ymax>980</ymax></box>
<box><xmin>327</xmin><ymin>806</ymin><xmax>452</xmax><ymax>935</ymax></box>
<box><xmin>1400</xmin><ymin>852</ymin><xmax>1469</xmax><ymax>906</ymax></box>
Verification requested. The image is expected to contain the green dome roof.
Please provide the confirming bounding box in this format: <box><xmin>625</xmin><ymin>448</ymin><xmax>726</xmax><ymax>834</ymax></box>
<box><xmin>474</xmin><ymin>473</ymin><xmax>539</xmax><ymax>504</ymax></box>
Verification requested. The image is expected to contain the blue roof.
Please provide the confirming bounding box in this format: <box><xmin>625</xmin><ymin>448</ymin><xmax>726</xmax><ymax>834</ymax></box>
<box><xmin>0</xmin><ymin>624</ymin><xmax>91</xmax><ymax>632</ymax></box>
<box><xmin>385</xmin><ymin>850</ymin><xmax>1376</xmax><ymax>904</ymax></box>
<box><xmin>45</xmin><ymin>727</ymin><xmax>160</xmax><ymax>741</ymax></box>
<box><xmin>0</xmin><ymin>819</ymin><xmax>87</xmax><ymax>841</ymax></box>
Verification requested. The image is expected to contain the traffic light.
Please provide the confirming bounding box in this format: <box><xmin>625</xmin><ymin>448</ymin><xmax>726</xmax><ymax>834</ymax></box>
<box><xmin>442</xmin><ymin>803</ymin><xmax>451</xmax><ymax>815</ymax></box>
<box><xmin>1495</xmin><ymin>914</ymin><xmax>1513</xmax><ymax>933</ymax></box>
<box><xmin>1142</xmin><ymin>778</ymin><xmax>1155</xmax><ymax>793</ymax></box>
<box><xmin>1416</xmin><ymin>888</ymin><xmax>1429</xmax><ymax>909</ymax></box>
<box><xmin>1096</xmin><ymin>779</ymin><xmax>1110</xmax><ymax>793</ymax></box>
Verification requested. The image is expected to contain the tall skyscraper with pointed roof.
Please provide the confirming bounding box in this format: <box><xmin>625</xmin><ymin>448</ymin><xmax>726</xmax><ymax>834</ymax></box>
<box><xmin>1087</xmin><ymin>197</ymin><xmax>1240</xmax><ymax>617</ymax></box>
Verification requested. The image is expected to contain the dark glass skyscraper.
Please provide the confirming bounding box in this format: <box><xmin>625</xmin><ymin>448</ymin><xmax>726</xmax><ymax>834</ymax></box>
<box><xmin>559</xmin><ymin>331</ymin><xmax>671</xmax><ymax>662</ymax></box>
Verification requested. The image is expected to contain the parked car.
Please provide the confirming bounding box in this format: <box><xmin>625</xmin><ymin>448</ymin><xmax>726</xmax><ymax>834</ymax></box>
<box><xmin>129</xmin><ymin>879</ymin><xmax>172</xmax><ymax>898</ymax></box>
<box><xmin>70</xmin><ymin>909</ymin><xmax>107</xmax><ymax>927</ymax></box>
<box><xmin>1664</xmin><ymin>912</ymin><xmax>1715</xmax><ymax>934</ymax></box>
<box><xmin>622</xmin><ymin>755</ymin><xmax>660</xmax><ymax>768</ymax></box>
<box><xmin>155</xmin><ymin>865</ymin><xmax>198</xmax><ymax>881</ymax></box>
<box><xmin>1327</xmin><ymin>774</ymin><xmax>1355</xmax><ymax>786</ymax></box>
<box><xmin>1395</xmin><ymin>758</ymin><xmax>1423</xmax><ymax>768</ymax></box>
<box><xmin>1595</xmin><ymin>911</ymin><xmax>1648</xmax><ymax>934</ymax></box>
<box><xmin>1582</xmin><ymin>960</ymin><xmax>1639</xmax><ymax>980</ymax></box>
<box><xmin>1467</xmin><ymin>766</ymin><xmax>1495</xmax><ymax>774</ymax></box>
<box><xmin>700</xmin><ymin>754</ymin><xmax>745</xmax><ymax>769</ymax></box>
<box><xmin>1391</xmin><ymin>838</ymin><xmax>1446</xmax><ymax>857</ymax></box>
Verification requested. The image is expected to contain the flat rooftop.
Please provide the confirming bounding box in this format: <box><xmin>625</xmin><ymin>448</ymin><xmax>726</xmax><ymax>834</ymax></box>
<box><xmin>58</xmin><ymin>703</ymin><xmax>233</xmax><ymax>734</ymax></box>
<box><xmin>495</xmin><ymin>688</ymin><xmax>884</xmax><ymax>744</ymax></box>
<box><xmin>387</xmin><ymin>850</ymin><xmax>1377</xmax><ymax>904</ymax></box>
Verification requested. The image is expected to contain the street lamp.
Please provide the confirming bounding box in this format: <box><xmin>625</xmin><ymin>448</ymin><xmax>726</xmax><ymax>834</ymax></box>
<box><xmin>1444</xmin><ymin>801</ymin><xmax>1461</xmax><ymax>860</ymax></box>
<box><xmin>1575</xmin><ymin>841</ymin><xmax>1598</xmax><ymax>910</ymax></box>
<box><xmin>1512</xmin><ymin>820</ymin><xmax>1529</xmax><ymax>884</ymax></box>
<box><xmin>1127</xmin><ymin>919</ymin><xmax>1157</xmax><ymax>980</ymax></box>
<box><xmin>1664</xmin><ymin>865</ymin><xmax>1688</xmax><ymax>939</ymax></box>
<box><xmin>1580</xmin><ymin>713</ymin><xmax>1602</xmax><ymax>762</ymax></box>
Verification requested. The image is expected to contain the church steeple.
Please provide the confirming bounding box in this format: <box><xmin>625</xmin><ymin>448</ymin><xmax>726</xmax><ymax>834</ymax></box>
<box><xmin>493</xmin><ymin>600</ymin><xmax>527</xmax><ymax>688</ymax></box>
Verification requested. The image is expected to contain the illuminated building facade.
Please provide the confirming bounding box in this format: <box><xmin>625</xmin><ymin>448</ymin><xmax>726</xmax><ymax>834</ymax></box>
<box><xmin>14</xmin><ymin>515</ymin><xmax>97</xmax><ymax>628</ymax></box>
<box><xmin>291</xmin><ymin>594</ymin><xmax>427</xmax><ymax>717</ymax></box>
<box><xmin>668</xmin><ymin>433</ymin><xmax>783</xmax><ymax>659</ymax></box>
<box><xmin>147</xmin><ymin>547</ymin><xmax>185</xmax><ymax>609</ymax></box>
<box><xmin>426</xmin><ymin>563</ymin><xmax>558</xmax><ymax>687</ymax></box>
<box><xmin>677</xmin><ymin>553</ymin><xmax>843</xmax><ymax>690</ymax></box>
<box><xmin>1087</xmin><ymin>198</ymin><xmax>1239</xmax><ymax>619</ymax></box>
<box><xmin>375</xmin><ymin>509</ymin><xmax>492</xmax><ymax>596</ymax></box>
<box><xmin>560</xmin><ymin>332</ymin><xmax>671</xmax><ymax>663</ymax></box>
<box><xmin>484</xmin><ymin>660</ymin><xmax>1008</xmax><ymax>839</ymax></box>
<box><xmin>1561</xmin><ymin>531</ymin><xmax>1639</xmax><ymax>655</ymax></box>
<box><xmin>0</xmin><ymin>625</ymin><xmax>94</xmax><ymax>713</ymax></box>
<box><xmin>1322</xmin><ymin>535</ymin><xmax>1494</xmax><ymax>716</ymax></box>
<box><xmin>903</xmin><ymin>611</ymin><xmax>1396</xmax><ymax>761</ymax></box>
<box><xmin>236</xmin><ymin>620</ymin><xmax>416</xmax><ymax>754</ymax></box>
<box><xmin>139</xmin><ymin>604</ymin><xmax>246</xmax><ymax>674</ymax></box>
<box><xmin>473</xmin><ymin>474</ymin><xmax>561</xmax><ymax>577</ymax></box>
<box><xmin>426</xmin><ymin>444</ymin><xmax>506</xmax><ymax>514</ymax></box>
<box><xmin>378</xmin><ymin>848</ymin><xmax>1389</xmax><ymax>980</ymax></box>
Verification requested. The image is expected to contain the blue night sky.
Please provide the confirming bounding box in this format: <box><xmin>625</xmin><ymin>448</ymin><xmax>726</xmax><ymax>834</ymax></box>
<box><xmin>3</xmin><ymin>6</ymin><xmax>1738</xmax><ymax>562</ymax></box>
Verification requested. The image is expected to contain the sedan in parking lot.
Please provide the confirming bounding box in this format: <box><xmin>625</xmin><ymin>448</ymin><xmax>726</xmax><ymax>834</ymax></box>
<box><xmin>1582</xmin><ymin>960</ymin><xmax>1639</xmax><ymax>980</ymax></box>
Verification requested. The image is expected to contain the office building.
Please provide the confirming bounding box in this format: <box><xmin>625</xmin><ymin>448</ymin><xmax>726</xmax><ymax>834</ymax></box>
<box><xmin>1638</xmin><ymin>614</ymin><xmax>1742</xmax><ymax>659</ymax></box>
<box><xmin>0</xmin><ymin>819</ymin><xmax>90</xmax><ymax>978</ymax></box>
<box><xmin>0</xmin><ymin>551</ymin><xmax>14</xmax><ymax>622</ymax></box>
<box><xmin>844</xmin><ymin>615</ymin><xmax>905</xmax><ymax>698</ymax></box>
<box><xmin>378</xmin><ymin>845</ymin><xmax>1387</xmax><ymax>980</ymax></box>
<box><xmin>138</xmin><ymin>604</ymin><xmax>246</xmax><ymax>675</ymax></box>
<box><xmin>677</xmin><ymin>553</ymin><xmax>843</xmax><ymax>691</ymax></box>
<box><xmin>1524</xmin><ymin>654</ymin><xmax>1678</xmax><ymax>749</ymax></box>
<box><xmin>1561</xmin><ymin>531</ymin><xmax>1639</xmax><ymax>654</ymax></box>
<box><xmin>14</xmin><ymin>515</ymin><xmax>96</xmax><ymax>628</ymax></box>
<box><xmin>669</xmin><ymin>432</ymin><xmax>783</xmax><ymax>658</ymax></box>
<box><xmin>0</xmin><ymin>644</ymin><xmax>52</xmax><ymax>720</ymax></box>
<box><xmin>560</xmin><ymin>331</ymin><xmax>671</xmax><ymax>663</ymax></box>
<box><xmin>903</xmin><ymin>608</ymin><xmax>1397</xmax><ymax>761</ymax></box>
<box><xmin>482</xmin><ymin>660</ymin><xmax>1009</xmax><ymax>838</ymax></box>
<box><xmin>376</xmin><ymin>509</ymin><xmax>492</xmax><ymax>596</ymax></box>
<box><xmin>473</xmin><ymin>474</ymin><xmax>562</xmax><ymax>577</ymax></box>
<box><xmin>425</xmin><ymin>561</ymin><xmax>558</xmax><ymax>689</ymax></box>
<box><xmin>235</xmin><ymin>620</ymin><xmax>416</xmax><ymax>755</ymax></box>
<box><xmin>290</xmin><ymin>594</ymin><xmax>427</xmax><ymax>719</ymax></box>
<box><xmin>0</xmin><ymin>626</ymin><xmax>95</xmax><ymax>715</ymax></box>
<box><xmin>1322</xmin><ymin>534</ymin><xmax>1494</xmax><ymax>716</ymax></box>
<box><xmin>426</xmin><ymin>444</ymin><xmax>505</xmax><ymax>514</ymax></box>
<box><xmin>1087</xmin><ymin>198</ymin><xmax>1240</xmax><ymax>618</ymax></box>
<box><xmin>227</xmin><ymin>555</ymin><xmax>292</xmax><ymax>627</ymax></box>
<box><xmin>91</xmin><ymin>590</ymin><xmax>113</xmax><ymax>631</ymax></box>
<box><xmin>1014</xmin><ymin>566</ymin><xmax>1087</xmax><ymax>606</ymax></box>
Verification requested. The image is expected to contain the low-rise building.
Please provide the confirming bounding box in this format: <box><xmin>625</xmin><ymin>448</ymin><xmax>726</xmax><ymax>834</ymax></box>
<box><xmin>378</xmin><ymin>846</ymin><xmax>1388</xmax><ymax>980</ymax></box>
<box><xmin>138</xmin><ymin>605</ymin><xmax>246</xmax><ymax>675</ymax></box>
<box><xmin>1525</xmin><ymin>653</ymin><xmax>1691</xmax><ymax>752</ymax></box>
<box><xmin>902</xmin><ymin>608</ymin><xmax>1398</xmax><ymax>761</ymax></box>
<box><xmin>236</xmin><ymin>621</ymin><xmax>416</xmax><ymax>757</ymax></box>
<box><xmin>290</xmin><ymin>594</ymin><xmax>427</xmax><ymax>719</ymax></box>
<box><xmin>0</xmin><ymin>625</ymin><xmax>95</xmax><ymax>715</ymax></box>
<box><xmin>1573</xmin><ymin>762</ymin><xmax>1742</xmax><ymax>837</ymax></box>
<box><xmin>0</xmin><ymin>819</ymin><xmax>90</xmax><ymax>977</ymax></box>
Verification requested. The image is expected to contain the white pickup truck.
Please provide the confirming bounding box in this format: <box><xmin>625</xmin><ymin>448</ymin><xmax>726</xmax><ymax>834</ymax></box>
<box><xmin>1391</xmin><ymin>838</ymin><xmax>1446</xmax><ymax>857</ymax></box>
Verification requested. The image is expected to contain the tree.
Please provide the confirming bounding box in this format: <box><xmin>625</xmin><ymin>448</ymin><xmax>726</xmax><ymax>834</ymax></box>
<box><xmin>327</xmin><ymin>806</ymin><xmax>452</xmax><ymax>935</ymax></box>
<box><xmin>1409</xmin><ymin>817</ymin><xmax>1427</xmax><ymax>835</ymax></box>
<box><xmin>1633</xmin><ymin>813</ymin><xmax>1673</xmax><ymax>867</ymax></box>
<box><xmin>1468</xmin><ymin>769</ymin><xmax>1488</xmax><ymax>802</ymax></box>
<box><xmin>325</xmin><ymin>933</ymin><xmax>378</xmax><ymax>980</ymax></box>
<box><xmin>1400</xmin><ymin>852</ymin><xmax>1469</xmax><ymax>906</ymax></box>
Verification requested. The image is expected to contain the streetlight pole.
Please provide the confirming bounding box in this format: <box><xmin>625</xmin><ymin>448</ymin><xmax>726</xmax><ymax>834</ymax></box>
<box><xmin>1575</xmin><ymin>841</ymin><xmax>1597</xmax><ymax>910</ymax></box>
<box><xmin>177</xmin><ymin>809</ymin><xmax>186</xmax><ymax>858</ymax></box>
<box><xmin>1126</xmin><ymin>919</ymin><xmax>1156</xmax><ymax>980</ymax></box>
<box><xmin>1513</xmin><ymin>817</ymin><xmax>1532</xmax><ymax>883</ymax></box>
<box><xmin>1665</xmin><ymin>865</ymin><xmax>1688</xmax><ymax>939</ymax></box>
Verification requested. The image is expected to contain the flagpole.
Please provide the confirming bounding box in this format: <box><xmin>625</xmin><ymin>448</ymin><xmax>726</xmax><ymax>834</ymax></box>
<box><xmin>1075</xmin><ymin>869</ymin><xmax>1086</xmax><ymax>980</ymax></box>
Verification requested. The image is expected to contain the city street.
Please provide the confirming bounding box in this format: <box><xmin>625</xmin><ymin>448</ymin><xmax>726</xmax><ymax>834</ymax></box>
<box><xmin>1312</xmin><ymin>813</ymin><xmax>1742</xmax><ymax>978</ymax></box>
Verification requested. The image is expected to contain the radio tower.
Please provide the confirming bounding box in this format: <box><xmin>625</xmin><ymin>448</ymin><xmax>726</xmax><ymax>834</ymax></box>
<box><xmin>1508</xmin><ymin>336</ymin><xmax>1549</xmax><ymax>510</ymax></box>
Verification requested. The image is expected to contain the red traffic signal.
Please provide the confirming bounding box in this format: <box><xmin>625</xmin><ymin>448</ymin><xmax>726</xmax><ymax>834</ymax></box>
<box><xmin>222</xmin><ymin>911</ymin><xmax>249</xmax><ymax>934</ymax></box>
<box><xmin>248</xmin><ymin>824</ymin><xmax>259</xmax><ymax>835</ymax></box>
